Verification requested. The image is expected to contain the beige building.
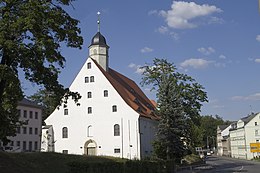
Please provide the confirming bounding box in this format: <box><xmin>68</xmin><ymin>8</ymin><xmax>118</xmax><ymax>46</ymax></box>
<box><xmin>1</xmin><ymin>98</ymin><xmax>42</xmax><ymax>152</ymax></box>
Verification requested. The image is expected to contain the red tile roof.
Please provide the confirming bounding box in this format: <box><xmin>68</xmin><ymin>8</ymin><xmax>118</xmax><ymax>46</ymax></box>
<box><xmin>92</xmin><ymin>59</ymin><xmax>159</xmax><ymax>120</ymax></box>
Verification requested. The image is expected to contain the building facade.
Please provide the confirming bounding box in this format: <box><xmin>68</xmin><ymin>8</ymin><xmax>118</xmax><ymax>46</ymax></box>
<box><xmin>1</xmin><ymin>98</ymin><xmax>42</xmax><ymax>152</ymax></box>
<box><xmin>42</xmin><ymin>29</ymin><xmax>158</xmax><ymax>159</ymax></box>
<box><xmin>217</xmin><ymin>125</ymin><xmax>231</xmax><ymax>156</ymax></box>
<box><xmin>230</xmin><ymin>113</ymin><xmax>260</xmax><ymax>160</ymax></box>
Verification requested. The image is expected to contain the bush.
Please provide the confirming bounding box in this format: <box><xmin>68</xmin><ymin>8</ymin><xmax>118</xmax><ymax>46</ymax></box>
<box><xmin>67</xmin><ymin>160</ymin><xmax>176</xmax><ymax>173</ymax></box>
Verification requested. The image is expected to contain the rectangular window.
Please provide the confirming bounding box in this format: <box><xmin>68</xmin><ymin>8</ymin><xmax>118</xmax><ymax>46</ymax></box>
<box><xmin>64</xmin><ymin>109</ymin><xmax>68</xmax><ymax>115</ymax></box>
<box><xmin>88</xmin><ymin>107</ymin><xmax>92</xmax><ymax>114</ymax></box>
<box><xmin>10</xmin><ymin>141</ymin><xmax>14</xmax><ymax>146</ymax></box>
<box><xmin>112</xmin><ymin>105</ymin><xmax>117</xmax><ymax>112</ymax></box>
<box><xmin>114</xmin><ymin>148</ymin><xmax>120</xmax><ymax>153</ymax></box>
<box><xmin>29</xmin><ymin>111</ymin><xmax>33</xmax><ymax>119</ymax></box>
<box><xmin>87</xmin><ymin>92</ymin><xmax>92</xmax><ymax>98</ymax></box>
<box><xmin>90</xmin><ymin>76</ymin><xmax>94</xmax><ymax>82</ymax></box>
<box><xmin>255</xmin><ymin>122</ymin><xmax>258</xmax><ymax>126</ymax></box>
<box><xmin>29</xmin><ymin>127</ymin><xmax>33</xmax><ymax>134</ymax></box>
<box><xmin>17</xmin><ymin>141</ymin><xmax>20</xmax><ymax>147</ymax></box>
<box><xmin>62</xmin><ymin>150</ymin><xmax>68</xmax><ymax>154</ymax></box>
<box><xmin>255</xmin><ymin>130</ymin><xmax>259</xmax><ymax>136</ymax></box>
<box><xmin>104</xmin><ymin>90</ymin><xmax>108</xmax><ymax>97</ymax></box>
<box><xmin>35</xmin><ymin>128</ymin><xmax>38</xmax><ymax>135</ymax></box>
<box><xmin>29</xmin><ymin>141</ymin><xmax>32</xmax><ymax>151</ymax></box>
<box><xmin>35</xmin><ymin>112</ymin><xmax>38</xmax><ymax>119</ymax></box>
<box><xmin>87</xmin><ymin>62</ymin><xmax>91</xmax><ymax>69</ymax></box>
<box><xmin>23</xmin><ymin>127</ymin><xmax>27</xmax><ymax>134</ymax></box>
<box><xmin>34</xmin><ymin>141</ymin><xmax>38</xmax><ymax>150</ymax></box>
<box><xmin>23</xmin><ymin>141</ymin><xmax>26</xmax><ymax>151</ymax></box>
<box><xmin>24</xmin><ymin>110</ymin><xmax>27</xmax><ymax>118</ymax></box>
<box><xmin>85</xmin><ymin>77</ymin><xmax>89</xmax><ymax>83</ymax></box>
<box><xmin>17</xmin><ymin>127</ymin><xmax>20</xmax><ymax>134</ymax></box>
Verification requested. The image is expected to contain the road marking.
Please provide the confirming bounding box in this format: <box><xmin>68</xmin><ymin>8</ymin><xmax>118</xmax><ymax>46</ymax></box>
<box><xmin>233</xmin><ymin>166</ymin><xmax>243</xmax><ymax>173</ymax></box>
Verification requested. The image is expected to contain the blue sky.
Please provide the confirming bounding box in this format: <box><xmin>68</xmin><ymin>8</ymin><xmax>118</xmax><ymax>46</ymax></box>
<box><xmin>22</xmin><ymin>0</ymin><xmax>260</xmax><ymax>121</ymax></box>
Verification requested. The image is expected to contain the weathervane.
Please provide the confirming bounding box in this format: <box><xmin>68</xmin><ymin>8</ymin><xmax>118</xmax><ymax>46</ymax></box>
<box><xmin>97</xmin><ymin>11</ymin><xmax>101</xmax><ymax>32</ymax></box>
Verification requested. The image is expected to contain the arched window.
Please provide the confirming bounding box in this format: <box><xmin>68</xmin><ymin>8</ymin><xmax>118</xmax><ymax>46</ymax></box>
<box><xmin>87</xmin><ymin>62</ymin><xmax>91</xmax><ymax>69</ymax></box>
<box><xmin>85</xmin><ymin>77</ymin><xmax>89</xmax><ymax>83</ymax></box>
<box><xmin>88</xmin><ymin>125</ymin><xmax>93</xmax><ymax>137</ymax></box>
<box><xmin>90</xmin><ymin>76</ymin><xmax>94</xmax><ymax>82</ymax></box>
<box><xmin>88</xmin><ymin>107</ymin><xmax>92</xmax><ymax>114</ymax></box>
<box><xmin>104</xmin><ymin>90</ymin><xmax>108</xmax><ymax>97</ymax></box>
<box><xmin>112</xmin><ymin>105</ymin><xmax>117</xmax><ymax>112</ymax></box>
<box><xmin>62</xmin><ymin>127</ymin><xmax>68</xmax><ymax>138</ymax></box>
<box><xmin>114</xmin><ymin>124</ymin><xmax>120</xmax><ymax>136</ymax></box>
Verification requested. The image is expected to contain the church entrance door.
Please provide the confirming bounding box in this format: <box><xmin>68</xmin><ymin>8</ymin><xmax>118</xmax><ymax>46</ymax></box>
<box><xmin>84</xmin><ymin>140</ymin><xmax>97</xmax><ymax>156</ymax></box>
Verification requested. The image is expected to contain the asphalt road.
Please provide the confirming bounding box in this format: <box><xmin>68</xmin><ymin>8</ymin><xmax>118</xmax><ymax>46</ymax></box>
<box><xmin>179</xmin><ymin>156</ymin><xmax>260</xmax><ymax>173</ymax></box>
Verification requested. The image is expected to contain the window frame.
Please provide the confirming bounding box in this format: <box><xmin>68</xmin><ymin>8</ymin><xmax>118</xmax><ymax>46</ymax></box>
<box><xmin>112</xmin><ymin>105</ymin><xmax>117</xmax><ymax>112</ymax></box>
<box><xmin>90</xmin><ymin>76</ymin><xmax>94</xmax><ymax>82</ymax></box>
<box><xmin>104</xmin><ymin>90</ymin><xmax>108</xmax><ymax>97</ymax></box>
<box><xmin>87</xmin><ymin>62</ymin><xmax>91</xmax><ymax>69</ymax></box>
<box><xmin>87</xmin><ymin>107</ymin><xmax>92</xmax><ymax>114</ymax></box>
<box><xmin>87</xmin><ymin>92</ymin><xmax>92</xmax><ymax>98</ymax></box>
<box><xmin>114</xmin><ymin>124</ymin><xmax>120</xmax><ymax>136</ymax></box>
<box><xmin>62</xmin><ymin>127</ymin><xmax>68</xmax><ymax>138</ymax></box>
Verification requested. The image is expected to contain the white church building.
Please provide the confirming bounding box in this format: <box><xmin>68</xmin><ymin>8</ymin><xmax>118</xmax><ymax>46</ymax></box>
<box><xmin>42</xmin><ymin>20</ymin><xmax>159</xmax><ymax>159</ymax></box>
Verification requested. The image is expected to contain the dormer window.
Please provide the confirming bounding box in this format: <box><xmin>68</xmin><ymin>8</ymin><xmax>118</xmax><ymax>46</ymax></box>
<box><xmin>87</xmin><ymin>62</ymin><xmax>91</xmax><ymax>69</ymax></box>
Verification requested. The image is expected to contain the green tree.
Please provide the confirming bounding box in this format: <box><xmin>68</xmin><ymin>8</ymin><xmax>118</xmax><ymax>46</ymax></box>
<box><xmin>28</xmin><ymin>89</ymin><xmax>57</xmax><ymax>124</ymax></box>
<box><xmin>200</xmin><ymin>115</ymin><xmax>225</xmax><ymax>149</ymax></box>
<box><xmin>141</xmin><ymin>58</ymin><xmax>208</xmax><ymax>161</ymax></box>
<box><xmin>0</xmin><ymin>0</ymin><xmax>83</xmax><ymax>144</ymax></box>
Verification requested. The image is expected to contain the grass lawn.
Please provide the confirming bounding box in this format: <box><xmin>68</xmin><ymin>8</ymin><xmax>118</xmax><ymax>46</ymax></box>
<box><xmin>0</xmin><ymin>152</ymin><xmax>126</xmax><ymax>173</ymax></box>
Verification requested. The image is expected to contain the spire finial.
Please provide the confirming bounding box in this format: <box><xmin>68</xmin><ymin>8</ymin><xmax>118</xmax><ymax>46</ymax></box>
<box><xmin>97</xmin><ymin>11</ymin><xmax>101</xmax><ymax>32</ymax></box>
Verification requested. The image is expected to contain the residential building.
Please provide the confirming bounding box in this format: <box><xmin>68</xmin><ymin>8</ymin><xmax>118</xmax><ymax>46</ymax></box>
<box><xmin>230</xmin><ymin>113</ymin><xmax>260</xmax><ymax>160</ymax></box>
<box><xmin>0</xmin><ymin>98</ymin><xmax>42</xmax><ymax>152</ymax></box>
<box><xmin>42</xmin><ymin>22</ymin><xmax>159</xmax><ymax>159</ymax></box>
<box><xmin>217</xmin><ymin>124</ymin><xmax>231</xmax><ymax>156</ymax></box>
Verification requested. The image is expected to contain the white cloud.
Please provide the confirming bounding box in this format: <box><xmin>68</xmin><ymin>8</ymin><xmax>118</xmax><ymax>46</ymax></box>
<box><xmin>160</xmin><ymin>1</ymin><xmax>222</xmax><ymax>29</ymax></box>
<box><xmin>255</xmin><ymin>59</ymin><xmax>260</xmax><ymax>63</ymax></box>
<box><xmin>158</xmin><ymin>26</ymin><xmax>169</xmax><ymax>34</ymax></box>
<box><xmin>219</xmin><ymin>55</ymin><xmax>226</xmax><ymax>59</ymax></box>
<box><xmin>148</xmin><ymin>10</ymin><xmax>158</xmax><ymax>15</ymax></box>
<box><xmin>128</xmin><ymin>63</ymin><xmax>145</xmax><ymax>74</ymax></box>
<box><xmin>180</xmin><ymin>58</ymin><xmax>213</xmax><ymax>69</ymax></box>
<box><xmin>140</xmin><ymin>47</ymin><xmax>153</xmax><ymax>53</ymax></box>
<box><xmin>231</xmin><ymin>93</ymin><xmax>260</xmax><ymax>101</ymax></box>
<box><xmin>256</xmin><ymin>35</ymin><xmax>260</xmax><ymax>42</ymax></box>
<box><xmin>208</xmin><ymin>16</ymin><xmax>224</xmax><ymax>24</ymax></box>
<box><xmin>198</xmin><ymin>47</ymin><xmax>215</xmax><ymax>55</ymax></box>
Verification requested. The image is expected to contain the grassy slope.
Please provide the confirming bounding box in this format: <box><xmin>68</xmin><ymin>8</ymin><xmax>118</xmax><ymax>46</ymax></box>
<box><xmin>0</xmin><ymin>152</ymin><xmax>125</xmax><ymax>173</ymax></box>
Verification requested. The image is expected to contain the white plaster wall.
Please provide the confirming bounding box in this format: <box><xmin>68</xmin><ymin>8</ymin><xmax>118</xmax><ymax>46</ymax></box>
<box><xmin>45</xmin><ymin>57</ymin><xmax>142</xmax><ymax>159</ymax></box>
<box><xmin>8</xmin><ymin>105</ymin><xmax>42</xmax><ymax>152</ymax></box>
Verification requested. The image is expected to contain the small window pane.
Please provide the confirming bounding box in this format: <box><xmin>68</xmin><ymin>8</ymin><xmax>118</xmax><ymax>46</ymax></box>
<box><xmin>34</xmin><ymin>141</ymin><xmax>38</xmax><ymax>150</ymax></box>
<box><xmin>29</xmin><ymin>111</ymin><xmax>33</xmax><ymax>118</ymax></box>
<box><xmin>87</xmin><ymin>62</ymin><xmax>91</xmax><ymax>69</ymax></box>
<box><xmin>23</xmin><ymin>141</ymin><xmax>26</xmax><ymax>151</ymax></box>
<box><xmin>62</xmin><ymin>150</ymin><xmax>68</xmax><ymax>154</ymax></box>
<box><xmin>17</xmin><ymin>127</ymin><xmax>21</xmax><ymax>134</ymax></box>
<box><xmin>90</xmin><ymin>76</ymin><xmax>94</xmax><ymax>82</ymax></box>
<box><xmin>88</xmin><ymin>107</ymin><xmax>92</xmax><ymax>114</ymax></box>
<box><xmin>85</xmin><ymin>77</ymin><xmax>89</xmax><ymax>83</ymax></box>
<box><xmin>114</xmin><ymin>148</ymin><xmax>120</xmax><ymax>153</ymax></box>
<box><xmin>87</xmin><ymin>92</ymin><xmax>92</xmax><ymax>98</ymax></box>
<box><xmin>23</xmin><ymin>127</ymin><xmax>27</xmax><ymax>134</ymax></box>
<box><xmin>104</xmin><ymin>90</ymin><xmax>108</xmax><ymax>97</ymax></box>
<box><xmin>24</xmin><ymin>110</ymin><xmax>27</xmax><ymax>118</ymax></box>
<box><xmin>17</xmin><ymin>141</ymin><xmax>20</xmax><ymax>147</ymax></box>
<box><xmin>35</xmin><ymin>112</ymin><xmax>38</xmax><ymax>119</ymax></box>
<box><xmin>35</xmin><ymin>128</ymin><xmax>38</xmax><ymax>135</ymax></box>
<box><xmin>62</xmin><ymin>127</ymin><xmax>68</xmax><ymax>138</ymax></box>
<box><xmin>64</xmin><ymin>109</ymin><xmax>68</xmax><ymax>115</ymax></box>
<box><xmin>114</xmin><ymin>124</ymin><xmax>120</xmax><ymax>136</ymax></box>
<box><xmin>112</xmin><ymin>105</ymin><xmax>117</xmax><ymax>112</ymax></box>
<box><xmin>29</xmin><ymin>127</ymin><xmax>33</xmax><ymax>134</ymax></box>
